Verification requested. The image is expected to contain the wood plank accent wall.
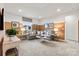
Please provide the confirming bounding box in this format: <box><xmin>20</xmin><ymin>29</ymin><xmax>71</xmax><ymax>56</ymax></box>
<box><xmin>39</xmin><ymin>25</ymin><xmax>45</xmax><ymax>31</ymax></box>
<box><xmin>54</xmin><ymin>22</ymin><xmax>65</xmax><ymax>40</ymax></box>
<box><xmin>32</xmin><ymin>24</ymin><xmax>37</xmax><ymax>30</ymax></box>
<box><xmin>32</xmin><ymin>24</ymin><xmax>45</xmax><ymax>31</ymax></box>
<box><xmin>5</xmin><ymin>22</ymin><xmax>12</xmax><ymax>29</ymax></box>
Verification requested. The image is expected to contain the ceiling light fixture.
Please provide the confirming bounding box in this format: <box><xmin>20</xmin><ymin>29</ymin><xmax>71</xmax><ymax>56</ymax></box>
<box><xmin>18</xmin><ymin>9</ymin><xmax>22</xmax><ymax>12</ymax></box>
<box><xmin>57</xmin><ymin>9</ymin><xmax>61</xmax><ymax>12</ymax></box>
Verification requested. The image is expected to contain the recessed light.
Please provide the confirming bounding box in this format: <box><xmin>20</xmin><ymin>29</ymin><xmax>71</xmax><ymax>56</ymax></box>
<box><xmin>18</xmin><ymin>9</ymin><xmax>22</xmax><ymax>12</ymax></box>
<box><xmin>57</xmin><ymin>9</ymin><xmax>61</xmax><ymax>12</ymax></box>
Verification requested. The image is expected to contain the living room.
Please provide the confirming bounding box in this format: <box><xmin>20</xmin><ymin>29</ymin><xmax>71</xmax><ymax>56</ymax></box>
<box><xmin>0</xmin><ymin>3</ymin><xmax>79</xmax><ymax>56</ymax></box>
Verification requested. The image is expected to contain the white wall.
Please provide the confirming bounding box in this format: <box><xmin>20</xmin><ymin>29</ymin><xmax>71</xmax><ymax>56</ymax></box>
<box><xmin>39</xmin><ymin>18</ymin><xmax>54</xmax><ymax>25</ymax></box>
<box><xmin>0</xmin><ymin>4</ymin><xmax>4</xmax><ymax>8</ymax></box>
<box><xmin>32</xmin><ymin>18</ymin><xmax>39</xmax><ymax>24</ymax></box>
<box><xmin>65</xmin><ymin>15</ymin><xmax>78</xmax><ymax>41</ymax></box>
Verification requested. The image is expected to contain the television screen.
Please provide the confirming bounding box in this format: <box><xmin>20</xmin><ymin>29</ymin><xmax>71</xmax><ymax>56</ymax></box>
<box><xmin>0</xmin><ymin>8</ymin><xmax>4</xmax><ymax>30</ymax></box>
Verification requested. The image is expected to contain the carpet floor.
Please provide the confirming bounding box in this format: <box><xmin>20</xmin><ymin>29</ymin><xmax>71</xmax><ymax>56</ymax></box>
<box><xmin>19</xmin><ymin>39</ymin><xmax>79</xmax><ymax>56</ymax></box>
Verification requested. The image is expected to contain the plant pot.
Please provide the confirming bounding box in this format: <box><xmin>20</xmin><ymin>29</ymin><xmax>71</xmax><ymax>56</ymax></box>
<box><xmin>8</xmin><ymin>35</ymin><xmax>15</xmax><ymax>41</ymax></box>
<box><xmin>8</xmin><ymin>35</ymin><xmax>15</xmax><ymax>37</ymax></box>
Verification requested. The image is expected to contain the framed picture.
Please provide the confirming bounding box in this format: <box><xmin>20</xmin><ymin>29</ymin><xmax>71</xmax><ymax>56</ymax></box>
<box><xmin>11</xmin><ymin>21</ymin><xmax>19</xmax><ymax>28</ymax></box>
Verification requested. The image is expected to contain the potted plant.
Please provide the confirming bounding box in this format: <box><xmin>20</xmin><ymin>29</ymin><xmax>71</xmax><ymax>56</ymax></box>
<box><xmin>6</xmin><ymin>28</ymin><xmax>17</xmax><ymax>37</ymax></box>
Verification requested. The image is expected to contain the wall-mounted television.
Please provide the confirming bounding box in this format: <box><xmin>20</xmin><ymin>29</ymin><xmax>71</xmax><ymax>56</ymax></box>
<box><xmin>0</xmin><ymin>8</ymin><xmax>4</xmax><ymax>30</ymax></box>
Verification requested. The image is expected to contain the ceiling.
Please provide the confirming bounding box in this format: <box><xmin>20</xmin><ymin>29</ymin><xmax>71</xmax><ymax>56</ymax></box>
<box><xmin>4</xmin><ymin>3</ymin><xmax>79</xmax><ymax>18</ymax></box>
